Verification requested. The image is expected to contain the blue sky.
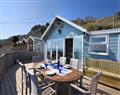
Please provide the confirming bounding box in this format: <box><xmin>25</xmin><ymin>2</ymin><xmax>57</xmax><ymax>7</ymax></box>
<box><xmin>0</xmin><ymin>0</ymin><xmax>119</xmax><ymax>39</ymax></box>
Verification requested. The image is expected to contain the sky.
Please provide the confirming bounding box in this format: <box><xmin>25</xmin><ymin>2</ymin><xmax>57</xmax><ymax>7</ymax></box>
<box><xmin>0</xmin><ymin>0</ymin><xmax>120</xmax><ymax>39</ymax></box>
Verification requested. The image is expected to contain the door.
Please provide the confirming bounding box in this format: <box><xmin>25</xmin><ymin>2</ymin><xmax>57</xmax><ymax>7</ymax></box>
<box><xmin>65</xmin><ymin>38</ymin><xmax>73</xmax><ymax>64</ymax></box>
<box><xmin>73</xmin><ymin>36</ymin><xmax>83</xmax><ymax>69</ymax></box>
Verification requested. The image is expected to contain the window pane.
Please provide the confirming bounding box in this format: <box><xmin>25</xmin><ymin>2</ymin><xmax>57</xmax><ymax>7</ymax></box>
<box><xmin>52</xmin><ymin>40</ymin><xmax>58</xmax><ymax>60</ymax></box>
<box><xmin>47</xmin><ymin>41</ymin><xmax>51</xmax><ymax>60</ymax></box>
<box><xmin>90</xmin><ymin>44</ymin><xmax>107</xmax><ymax>53</ymax></box>
<box><xmin>34</xmin><ymin>40</ymin><xmax>43</xmax><ymax>52</ymax></box>
<box><xmin>74</xmin><ymin>37</ymin><xmax>82</xmax><ymax>60</ymax></box>
<box><xmin>91</xmin><ymin>37</ymin><xmax>106</xmax><ymax>43</ymax></box>
<box><xmin>58</xmin><ymin>39</ymin><xmax>64</xmax><ymax>58</ymax></box>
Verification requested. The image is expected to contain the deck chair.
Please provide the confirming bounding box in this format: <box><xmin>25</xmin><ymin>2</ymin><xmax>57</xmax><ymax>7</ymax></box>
<box><xmin>17</xmin><ymin>59</ymin><xmax>29</xmax><ymax>95</ymax></box>
<box><xmin>32</xmin><ymin>56</ymin><xmax>42</xmax><ymax>64</ymax></box>
<box><xmin>17</xmin><ymin>59</ymin><xmax>55</xmax><ymax>95</ymax></box>
<box><xmin>70</xmin><ymin>58</ymin><xmax>79</xmax><ymax>69</ymax></box>
<box><xmin>70</xmin><ymin>71</ymin><xmax>102</xmax><ymax>95</ymax></box>
<box><xmin>60</xmin><ymin>57</ymin><xmax>66</xmax><ymax>65</ymax></box>
<box><xmin>27</xmin><ymin>69</ymin><xmax>55</xmax><ymax>95</ymax></box>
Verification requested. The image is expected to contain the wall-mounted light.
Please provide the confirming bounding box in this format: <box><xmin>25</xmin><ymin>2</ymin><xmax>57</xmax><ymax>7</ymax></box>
<box><xmin>58</xmin><ymin>29</ymin><xmax>62</xmax><ymax>34</ymax></box>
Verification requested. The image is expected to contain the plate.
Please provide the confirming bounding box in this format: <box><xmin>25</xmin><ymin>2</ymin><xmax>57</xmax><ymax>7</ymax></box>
<box><xmin>46</xmin><ymin>70</ymin><xmax>56</xmax><ymax>76</ymax></box>
<box><xmin>64</xmin><ymin>65</ymin><xmax>71</xmax><ymax>69</ymax></box>
<box><xmin>37</xmin><ymin>64</ymin><xmax>45</xmax><ymax>69</ymax></box>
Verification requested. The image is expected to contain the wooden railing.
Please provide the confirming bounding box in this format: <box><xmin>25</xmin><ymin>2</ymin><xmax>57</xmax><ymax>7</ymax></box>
<box><xmin>0</xmin><ymin>51</ymin><xmax>44</xmax><ymax>84</ymax></box>
<box><xmin>86</xmin><ymin>58</ymin><xmax>120</xmax><ymax>74</ymax></box>
<box><xmin>85</xmin><ymin>58</ymin><xmax>120</xmax><ymax>90</ymax></box>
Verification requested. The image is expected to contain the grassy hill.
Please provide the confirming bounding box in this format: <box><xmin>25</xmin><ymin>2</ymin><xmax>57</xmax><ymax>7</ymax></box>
<box><xmin>72</xmin><ymin>11</ymin><xmax>120</xmax><ymax>31</ymax></box>
<box><xmin>0</xmin><ymin>11</ymin><xmax>120</xmax><ymax>52</ymax></box>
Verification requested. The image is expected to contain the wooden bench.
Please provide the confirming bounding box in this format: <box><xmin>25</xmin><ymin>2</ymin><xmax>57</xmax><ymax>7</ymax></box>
<box><xmin>84</xmin><ymin>58</ymin><xmax>120</xmax><ymax>90</ymax></box>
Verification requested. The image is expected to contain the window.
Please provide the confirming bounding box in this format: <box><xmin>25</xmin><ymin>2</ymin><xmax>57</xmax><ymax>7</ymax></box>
<box><xmin>47</xmin><ymin>41</ymin><xmax>52</xmax><ymax>60</ymax></box>
<box><xmin>34</xmin><ymin>40</ymin><xmax>43</xmax><ymax>52</ymax></box>
<box><xmin>58</xmin><ymin>39</ymin><xmax>64</xmax><ymax>58</ymax></box>
<box><xmin>89</xmin><ymin>35</ymin><xmax>109</xmax><ymax>55</ymax></box>
<box><xmin>46</xmin><ymin>39</ymin><xmax>64</xmax><ymax>62</ymax></box>
<box><xmin>52</xmin><ymin>40</ymin><xmax>58</xmax><ymax>61</ymax></box>
<box><xmin>73</xmin><ymin>36</ymin><xmax>82</xmax><ymax>60</ymax></box>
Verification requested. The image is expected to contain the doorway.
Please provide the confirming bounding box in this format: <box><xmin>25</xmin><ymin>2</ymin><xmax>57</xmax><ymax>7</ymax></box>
<box><xmin>65</xmin><ymin>38</ymin><xmax>73</xmax><ymax>64</ymax></box>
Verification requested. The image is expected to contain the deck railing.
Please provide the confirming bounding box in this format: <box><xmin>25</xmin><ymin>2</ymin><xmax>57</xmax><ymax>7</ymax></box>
<box><xmin>0</xmin><ymin>51</ymin><xmax>44</xmax><ymax>83</ymax></box>
<box><xmin>86</xmin><ymin>58</ymin><xmax>120</xmax><ymax>75</ymax></box>
<box><xmin>85</xmin><ymin>58</ymin><xmax>120</xmax><ymax>90</ymax></box>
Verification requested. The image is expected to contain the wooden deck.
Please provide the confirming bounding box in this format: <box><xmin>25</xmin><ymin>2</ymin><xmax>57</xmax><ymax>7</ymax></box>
<box><xmin>0</xmin><ymin>64</ymin><xmax>22</xmax><ymax>95</ymax></box>
<box><xmin>0</xmin><ymin>62</ymin><xmax>120</xmax><ymax>95</ymax></box>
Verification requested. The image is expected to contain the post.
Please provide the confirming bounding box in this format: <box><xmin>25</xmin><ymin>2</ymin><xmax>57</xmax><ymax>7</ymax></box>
<box><xmin>113</xmin><ymin>12</ymin><xmax>115</xmax><ymax>29</ymax></box>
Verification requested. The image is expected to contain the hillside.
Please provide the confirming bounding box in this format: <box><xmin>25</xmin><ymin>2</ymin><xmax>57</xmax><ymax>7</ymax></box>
<box><xmin>0</xmin><ymin>11</ymin><xmax>120</xmax><ymax>52</ymax></box>
<box><xmin>72</xmin><ymin>11</ymin><xmax>120</xmax><ymax>31</ymax></box>
<box><xmin>26</xmin><ymin>12</ymin><xmax>120</xmax><ymax>38</ymax></box>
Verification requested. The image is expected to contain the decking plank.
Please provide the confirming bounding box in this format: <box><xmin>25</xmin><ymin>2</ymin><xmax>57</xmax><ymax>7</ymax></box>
<box><xmin>1</xmin><ymin>78</ymin><xmax>7</xmax><ymax>95</ymax></box>
<box><xmin>4</xmin><ymin>71</ymin><xmax>13</xmax><ymax>95</ymax></box>
<box><xmin>8</xmin><ymin>65</ymin><xmax>22</xmax><ymax>95</ymax></box>
<box><xmin>7</xmin><ymin>70</ymin><xmax>17</xmax><ymax>91</ymax></box>
<box><xmin>6</xmin><ymin>71</ymin><xmax>17</xmax><ymax>95</ymax></box>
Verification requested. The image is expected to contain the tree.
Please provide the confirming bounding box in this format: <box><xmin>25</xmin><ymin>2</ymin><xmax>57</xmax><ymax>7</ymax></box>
<box><xmin>12</xmin><ymin>36</ymin><xmax>19</xmax><ymax>46</ymax></box>
<box><xmin>31</xmin><ymin>25</ymin><xmax>41</xmax><ymax>31</ymax></box>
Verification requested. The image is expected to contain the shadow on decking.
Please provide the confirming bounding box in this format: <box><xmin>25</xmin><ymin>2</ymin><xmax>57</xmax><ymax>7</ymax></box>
<box><xmin>0</xmin><ymin>63</ymin><xmax>120</xmax><ymax>95</ymax></box>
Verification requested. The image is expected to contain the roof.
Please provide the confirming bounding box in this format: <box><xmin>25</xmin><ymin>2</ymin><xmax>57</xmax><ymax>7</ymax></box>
<box><xmin>41</xmin><ymin>15</ymin><xmax>88</xmax><ymax>39</ymax></box>
<box><xmin>28</xmin><ymin>36</ymin><xmax>41</xmax><ymax>41</ymax></box>
<box><xmin>90</xmin><ymin>28</ymin><xmax>120</xmax><ymax>35</ymax></box>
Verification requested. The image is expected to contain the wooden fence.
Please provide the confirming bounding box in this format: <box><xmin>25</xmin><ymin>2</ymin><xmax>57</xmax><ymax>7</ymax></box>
<box><xmin>0</xmin><ymin>51</ymin><xmax>44</xmax><ymax>83</ymax></box>
<box><xmin>85</xmin><ymin>58</ymin><xmax>120</xmax><ymax>89</ymax></box>
<box><xmin>86</xmin><ymin>58</ymin><xmax>120</xmax><ymax>74</ymax></box>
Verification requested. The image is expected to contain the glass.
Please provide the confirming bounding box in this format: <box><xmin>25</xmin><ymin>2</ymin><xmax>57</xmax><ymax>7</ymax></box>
<box><xmin>44</xmin><ymin>63</ymin><xmax>48</xmax><ymax>68</ymax></box>
<box><xmin>59</xmin><ymin>68</ymin><xmax>62</xmax><ymax>73</ymax></box>
<box><xmin>47</xmin><ymin>41</ymin><xmax>52</xmax><ymax>60</ymax></box>
<box><xmin>57</xmin><ymin>59</ymin><xmax>60</xmax><ymax>69</ymax></box>
<box><xmin>52</xmin><ymin>40</ymin><xmax>58</xmax><ymax>60</ymax></box>
<box><xmin>91</xmin><ymin>37</ymin><xmax>106</xmax><ymax>43</ymax></box>
<box><xmin>90</xmin><ymin>44</ymin><xmax>107</xmax><ymax>53</ymax></box>
<box><xmin>58</xmin><ymin>39</ymin><xmax>64</xmax><ymax>59</ymax></box>
<box><xmin>73</xmin><ymin>37</ymin><xmax>83</xmax><ymax>69</ymax></box>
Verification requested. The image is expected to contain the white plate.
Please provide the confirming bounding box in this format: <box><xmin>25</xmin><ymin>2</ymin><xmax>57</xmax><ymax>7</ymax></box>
<box><xmin>64</xmin><ymin>65</ymin><xmax>71</xmax><ymax>69</ymax></box>
<box><xmin>46</xmin><ymin>70</ymin><xmax>56</xmax><ymax>76</ymax></box>
<box><xmin>37</xmin><ymin>64</ymin><xmax>45</xmax><ymax>68</ymax></box>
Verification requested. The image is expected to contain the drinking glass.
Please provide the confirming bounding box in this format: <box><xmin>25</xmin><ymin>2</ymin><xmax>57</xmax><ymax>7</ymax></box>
<box><xmin>45</xmin><ymin>63</ymin><xmax>48</xmax><ymax>68</ymax></box>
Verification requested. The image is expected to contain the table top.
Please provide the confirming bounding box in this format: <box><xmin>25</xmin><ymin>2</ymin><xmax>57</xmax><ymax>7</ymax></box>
<box><xmin>33</xmin><ymin>61</ymin><xmax>81</xmax><ymax>83</ymax></box>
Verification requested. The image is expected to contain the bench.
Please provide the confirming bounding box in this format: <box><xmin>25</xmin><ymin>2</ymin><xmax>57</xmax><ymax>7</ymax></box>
<box><xmin>85</xmin><ymin>58</ymin><xmax>120</xmax><ymax>90</ymax></box>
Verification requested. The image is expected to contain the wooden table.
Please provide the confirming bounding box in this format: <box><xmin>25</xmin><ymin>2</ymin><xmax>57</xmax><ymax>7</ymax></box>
<box><xmin>34</xmin><ymin>62</ymin><xmax>81</xmax><ymax>95</ymax></box>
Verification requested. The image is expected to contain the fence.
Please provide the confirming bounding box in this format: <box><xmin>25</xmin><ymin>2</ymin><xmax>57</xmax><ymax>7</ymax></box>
<box><xmin>86</xmin><ymin>58</ymin><xmax>120</xmax><ymax>74</ymax></box>
<box><xmin>0</xmin><ymin>51</ymin><xmax>44</xmax><ymax>83</ymax></box>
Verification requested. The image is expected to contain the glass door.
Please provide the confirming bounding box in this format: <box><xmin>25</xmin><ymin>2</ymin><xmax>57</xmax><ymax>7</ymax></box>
<box><xmin>73</xmin><ymin>36</ymin><xmax>83</xmax><ymax>69</ymax></box>
<box><xmin>58</xmin><ymin>39</ymin><xmax>64</xmax><ymax>59</ymax></box>
<box><xmin>47</xmin><ymin>40</ymin><xmax>52</xmax><ymax>61</ymax></box>
<box><xmin>52</xmin><ymin>40</ymin><xmax>58</xmax><ymax>62</ymax></box>
<box><xmin>46</xmin><ymin>39</ymin><xmax>64</xmax><ymax>62</ymax></box>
